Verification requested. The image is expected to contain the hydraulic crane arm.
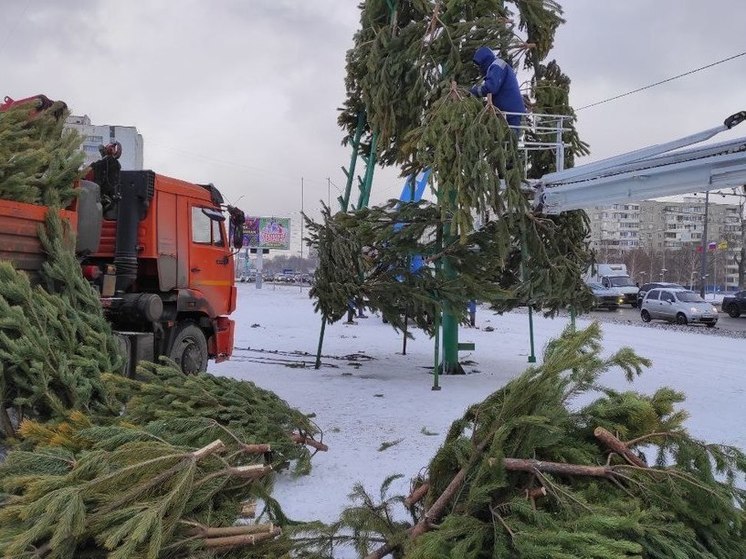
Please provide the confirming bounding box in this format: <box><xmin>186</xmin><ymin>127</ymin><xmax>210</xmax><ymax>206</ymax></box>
<box><xmin>533</xmin><ymin>111</ymin><xmax>746</xmax><ymax>214</ymax></box>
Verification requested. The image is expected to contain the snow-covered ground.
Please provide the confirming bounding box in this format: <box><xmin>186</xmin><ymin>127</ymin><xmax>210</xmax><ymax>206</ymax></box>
<box><xmin>214</xmin><ymin>283</ymin><xmax>745</xmax><ymax>526</ymax></box>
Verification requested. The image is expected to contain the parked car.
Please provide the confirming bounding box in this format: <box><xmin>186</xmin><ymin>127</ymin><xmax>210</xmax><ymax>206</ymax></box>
<box><xmin>587</xmin><ymin>282</ymin><xmax>623</xmax><ymax>310</ymax></box>
<box><xmin>721</xmin><ymin>290</ymin><xmax>746</xmax><ymax>318</ymax></box>
<box><xmin>637</xmin><ymin>282</ymin><xmax>684</xmax><ymax>307</ymax></box>
<box><xmin>640</xmin><ymin>288</ymin><xmax>718</xmax><ymax>327</ymax></box>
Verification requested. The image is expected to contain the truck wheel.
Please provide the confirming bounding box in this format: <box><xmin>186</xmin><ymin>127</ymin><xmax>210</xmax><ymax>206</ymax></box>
<box><xmin>727</xmin><ymin>306</ymin><xmax>740</xmax><ymax>318</ymax></box>
<box><xmin>640</xmin><ymin>310</ymin><xmax>651</xmax><ymax>323</ymax></box>
<box><xmin>675</xmin><ymin>313</ymin><xmax>688</xmax><ymax>325</ymax></box>
<box><xmin>168</xmin><ymin>323</ymin><xmax>208</xmax><ymax>374</ymax></box>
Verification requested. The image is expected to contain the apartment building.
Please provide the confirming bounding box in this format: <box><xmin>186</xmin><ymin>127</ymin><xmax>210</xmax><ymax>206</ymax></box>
<box><xmin>65</xmin><ymin>115</ymin><xmax>144</xmax><ymax>170</ymax></box>
<box><xmin>588</xmin><ymin>197</ymin><xmax>743</xmax><ymax>288</ymax></box>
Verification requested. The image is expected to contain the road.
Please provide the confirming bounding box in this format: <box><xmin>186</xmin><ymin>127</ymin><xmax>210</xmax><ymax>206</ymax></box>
<box><xmin>589</xmin><ymin>305</ymin><xmax>746</xmax><ymax>334</ymax></box>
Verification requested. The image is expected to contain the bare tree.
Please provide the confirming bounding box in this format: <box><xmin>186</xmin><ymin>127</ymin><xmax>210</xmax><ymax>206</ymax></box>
<box><xmin>622</xmin><ymin>248</ymin><xmax>650</xmax><ymax>284</ymax></box>
<box><xmin>668</xmin><ymin>245</ymin><xmax>699</xmax><ymax>287</ymax></box>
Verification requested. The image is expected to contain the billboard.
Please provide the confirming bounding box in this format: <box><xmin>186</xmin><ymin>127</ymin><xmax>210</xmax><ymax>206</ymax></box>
<box><xmin>243</xmin><ymin>217</ymin><xmax>291</xmax><ymax>250</ymax></box>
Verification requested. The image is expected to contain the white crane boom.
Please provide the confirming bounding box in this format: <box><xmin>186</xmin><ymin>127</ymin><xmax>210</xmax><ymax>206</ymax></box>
<box><xmin>533</xmin><ymin>111</ymin><xmax>746</xmax><ymax>214</ymax></box>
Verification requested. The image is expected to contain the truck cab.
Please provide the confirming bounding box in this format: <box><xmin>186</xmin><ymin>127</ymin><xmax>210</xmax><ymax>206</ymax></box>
<box><xmin>82</xmin><ymin>170</ymin><xmax>241</xmax><ymax>375</ymax></box>
<box><xmin>0</xmin><ymin>94</ymin><xmax>244</xmax><ymax>375</ymax></box>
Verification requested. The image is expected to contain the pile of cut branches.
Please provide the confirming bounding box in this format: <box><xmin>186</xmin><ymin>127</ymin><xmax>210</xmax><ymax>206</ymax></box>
<box><xmin>0</xmin><ymin>96</ymin><xmax>325</xmax><ymax>557</ymax></box>
<box><xmin>1</xmin><ymin>415</ymin><xmax>286</xmax><ymax>558</ymax></box>
<box><xmin>321</xmin><ymin>323</ymin><xmax>746</xmax><ymax>559</ymax></box>
<box><xmin>0</xmin><ymin>96</ymin><xmax>82</xmax><ymax>207</ymax></box>
<box><xmin>0</xmin><ymin>229</ymin><xmax>325</xmax><ymax>557</ymax></box>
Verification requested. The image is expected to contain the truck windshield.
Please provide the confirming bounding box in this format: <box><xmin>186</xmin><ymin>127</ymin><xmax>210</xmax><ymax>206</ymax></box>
<box><xmin>609</xmin><ymin>277</ymin><xmax>635</xmax><ymax>287</ymax></box>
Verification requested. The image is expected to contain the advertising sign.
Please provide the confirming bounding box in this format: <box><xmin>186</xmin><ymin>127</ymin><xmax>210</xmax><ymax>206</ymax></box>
<box><xmin>243</xmin><ymin>217</ymin><xmax>291</xmax><ymax>250</ymax></box>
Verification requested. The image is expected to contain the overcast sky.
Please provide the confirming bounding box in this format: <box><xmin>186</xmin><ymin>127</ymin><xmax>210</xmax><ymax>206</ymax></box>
<box><xmin>3</xmin><ymin>0</ymin><xmax>746</xmax><ymax>230</ymax></box>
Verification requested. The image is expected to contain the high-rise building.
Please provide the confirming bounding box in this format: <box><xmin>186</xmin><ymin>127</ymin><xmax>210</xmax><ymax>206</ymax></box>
<box><xmin>64</xmin><ymin>115</ymin><xmax>144</xmax><ymax>170</ymax></box>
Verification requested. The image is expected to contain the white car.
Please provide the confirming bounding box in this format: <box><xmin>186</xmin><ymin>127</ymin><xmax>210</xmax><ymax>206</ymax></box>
<box><xmin>640</xmin><ymin>288</ymin><xmax>718</xmax><ymax>327</ymax></box>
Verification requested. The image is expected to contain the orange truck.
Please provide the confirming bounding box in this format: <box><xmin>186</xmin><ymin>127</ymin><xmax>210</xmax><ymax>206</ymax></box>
<box><xmin>0</xmin><ymin>95</ymin><xmax>244</xmax><ymax>375</ymax></box>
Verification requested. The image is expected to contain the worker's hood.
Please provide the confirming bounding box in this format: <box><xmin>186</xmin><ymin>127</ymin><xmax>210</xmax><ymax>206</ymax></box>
<box><xmin>473</xmin><ymin>46</ymin><xmax>496</xmax><ymax>75</ymax></box>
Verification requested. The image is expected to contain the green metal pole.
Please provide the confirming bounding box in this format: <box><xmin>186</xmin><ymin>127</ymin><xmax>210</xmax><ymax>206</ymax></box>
<box><xmin>314</xmin><ymin>318</ymin><xmax>326</xmax><ymax>369</ymax></box>
<box><xmin>318</xmin><ymin>2</ymin><xmax>395</xmax><ymax>373</ymax></box>
<box><xmin>357</xmin><ymin>132</ymin><xmax>378</xmax><ymax>209</ymax></box>
<box><xmin>438</xmin><ymin>187</ymin><xmax>462</xmax><ymax>374</ymax></box>
<box><xmin>340</xmin><ymin>112</ymin><xmax>366</xmax><ymax>212</ymax></box>
<box><xmin>317</xmin><ymin>112</ymin><xmax>366</xmax><ymax>370</ymax></box>
<box><xmin>432</xmin><ymin>310</ymin><xmax>441</xmax><ymax>390</ymax></box>
<box><xmin>441</xmin><ymin>271</ymin><xmax>460</xmax><ymax>373</ymax></box>
<box><xmin>527</xmin><ymin>307</ymin><xmax>536</xmax><ymax>363</ymax></box>
<box><xmin>520</xmin><ymin>228</ymin><xmax>536</xmax><ymax>363</ymax></box>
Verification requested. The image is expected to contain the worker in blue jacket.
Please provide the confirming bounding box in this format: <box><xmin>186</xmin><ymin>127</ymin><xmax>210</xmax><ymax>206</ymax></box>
<box><xmin>470</xmin><ymin>46</ymin><xmax>525</xmax><ymax>130</ymax></box>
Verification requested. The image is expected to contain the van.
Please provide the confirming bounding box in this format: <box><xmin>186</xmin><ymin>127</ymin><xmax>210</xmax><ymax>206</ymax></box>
<box><xmin>586</xmin><ymin>263</ymin><xmax>638</xmax><ymax>307</ymax></box>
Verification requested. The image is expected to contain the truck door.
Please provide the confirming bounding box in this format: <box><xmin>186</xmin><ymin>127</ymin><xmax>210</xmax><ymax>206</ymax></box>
<box><xmin>188</xmin><ymin>204</ymin><xmax>233</xmax><ymax>316</ymax></box>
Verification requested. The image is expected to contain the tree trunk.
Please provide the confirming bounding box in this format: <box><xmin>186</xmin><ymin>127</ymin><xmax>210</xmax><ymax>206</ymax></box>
<box><xmin>291</xmin><ymin>433</ymin><xmax>328</xmax><ymax>451</ymax></box>
<box><xmin>364</xmin><ymin>454</ymin><xmax>626</xmax><ymax>559</ymax></box>
<box><xmin>593</xmin><ymin>427</ymin><xmax>647</xmax><ymax>467</ymax></box>
<box><xmin>188</xmin><ymin>522</ymin><xmax>275</xmax><ymax>538</ymax></box>
<box><xmin>503</xmin><ymin>457</ymin><xmax>614</xmax><ymax>478</ymax></box>
<box><xmin>404</xmin><ymin>482</ymin><xmax>430</xmax><ymax>508</ymax></box>
<box><xmin>202</xmin><ymin>527</ymin><xmax>281</xmax><ymax>549</ymax></box>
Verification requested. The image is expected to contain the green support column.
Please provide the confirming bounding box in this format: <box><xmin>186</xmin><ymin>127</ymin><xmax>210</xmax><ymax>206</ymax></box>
<box><xmin>432</xmin><ymin>307</ymin><xmax>441</xmax><ymax>390</ymax></box>
<box><xmin>520</xmin><ymin>228</ymin><xmax>536</xmax><ymax>363</ymax></box>
<box><xmin>439</xmin><ymin>192</ymin><xmax>463</xmax><ymax>374</ymax></box>
<box><xmin>315</xmin><ymin>0</ymin><xmax>395</xmax><ymax>371</ymax></box>
<box><xmin>340</xmin><ymin>112</ymin><xmax>366</xmax><ymax>212</ymax></box>
<box><xmin>441</xmin><ymin>300</ymin><xmax>460</xmax><ymax>373</ymax></box>
<box><xmin>357</xmin><ymin>131</ymin><xmax>378</xmax><ymax>209</ymax></box>
<box><xmin>527</xmin><ymin>307</ymin><xmax>537</xmax><ymax>363</ymax></box>
<box><xmin>316</xmin><ymin>112</ymin><xmax>365</xmax><ymax>370</ymax></box>
<box><xmin>314</xmin><ymin>319</ymin><xmax>326</xmax><ymax>369</ymax></box>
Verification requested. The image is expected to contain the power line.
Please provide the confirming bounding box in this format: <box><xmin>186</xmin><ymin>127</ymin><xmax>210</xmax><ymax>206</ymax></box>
<box><xmin>147</xmin><ymin>140</ymin><xmax>333</xmax><ymax>188</ymax></box>
<box><xmin>577</xmin><ymin>50</ymin><xmax>746</xmax><ymax>111</ymax></box>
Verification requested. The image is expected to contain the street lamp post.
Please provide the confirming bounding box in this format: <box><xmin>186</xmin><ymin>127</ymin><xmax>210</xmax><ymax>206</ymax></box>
<box><xmin>699</xmin><ymin>190</ymin><xmax>710</xmax><ymax>298</ymax></box>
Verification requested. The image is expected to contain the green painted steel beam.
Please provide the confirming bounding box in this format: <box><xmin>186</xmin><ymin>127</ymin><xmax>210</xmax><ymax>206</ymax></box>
<box><xmin>357</xmin><ymin>132</ymin><xmax>378</xmax><ymax>209</ymax></box>
<box><xmin>341</xmin><ymin>112</ymin><xmax>366</xmax><ymax>212</ymax></box>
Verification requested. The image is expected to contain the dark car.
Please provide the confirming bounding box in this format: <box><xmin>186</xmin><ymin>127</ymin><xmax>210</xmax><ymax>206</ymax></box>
<box><xmin>721</xmin><ymin>290</ymin><xmax>746</xmax><ymax>318</ymax></box>
<box><xmin>637</xmin><ymin>282</ymin><xmax>684</xmax><ymax>307</ymax></box>
<box><xmin>587</xmin><ymin>282</ymin><xmax>623</xmax><ymax>310</ymax></box>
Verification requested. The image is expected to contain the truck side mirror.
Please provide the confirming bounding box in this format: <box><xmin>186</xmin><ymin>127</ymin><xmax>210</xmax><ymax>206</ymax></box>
<box><xmin>226</xmin><ymin>206</ymin><xmax>245</xmax><ymax>249</ymax></box>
